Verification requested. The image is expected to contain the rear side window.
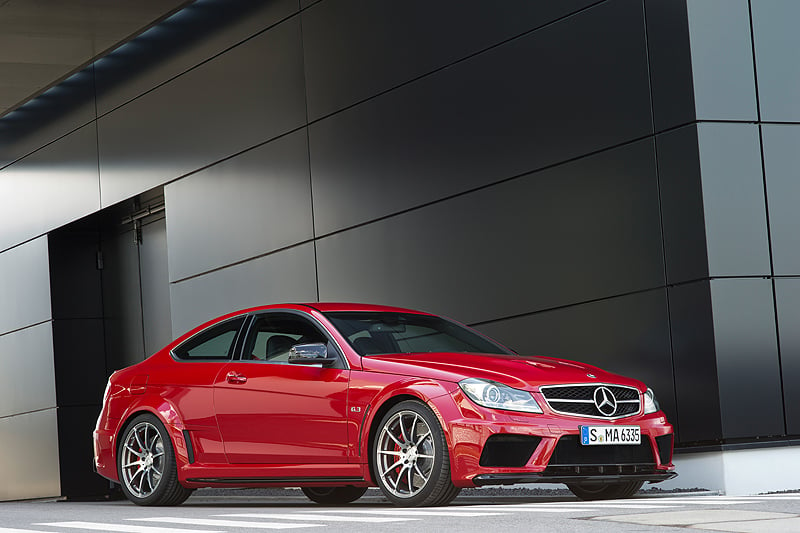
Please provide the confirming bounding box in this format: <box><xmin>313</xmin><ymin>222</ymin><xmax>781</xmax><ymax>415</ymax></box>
<box><xmin>172</xmin><ymin>316</ymin><xmax>246</xmax><ymax>361</ymax></box>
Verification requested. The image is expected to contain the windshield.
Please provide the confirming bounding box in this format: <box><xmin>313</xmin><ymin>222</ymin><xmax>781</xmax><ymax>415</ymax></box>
<box><xmin>324</xmin><ymin>311</ymin><xmax>513</xmax><ymax>356</ymax></box>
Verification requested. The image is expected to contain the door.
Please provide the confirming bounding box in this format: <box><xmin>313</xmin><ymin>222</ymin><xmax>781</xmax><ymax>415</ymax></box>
<box><xmin>213</xmin><ymin>311</ymin><xmax>350</xmax><ymax>464</ymax></box>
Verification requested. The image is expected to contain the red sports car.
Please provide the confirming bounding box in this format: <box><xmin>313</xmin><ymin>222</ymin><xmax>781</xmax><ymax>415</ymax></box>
<box><xmin>93</xmin><ymin>303</ymin><xmax>676</xmax><ymax>506</ymax></box>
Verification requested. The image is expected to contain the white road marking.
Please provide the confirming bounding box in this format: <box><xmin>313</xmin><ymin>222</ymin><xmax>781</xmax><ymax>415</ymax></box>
<box><xmin>0</xmin><ymin>529</ymin><xmax>64</xmax><ymax>533</ymax></box>
<box><xmin>625</xmin><ymin>498</ymin><xmax>760</xmax><ymax>504</ymax></box>
<box><xmin>130</xmin><ymin>517</ymin><xmax>322</xmax><ymax>529</ymax></box>
<box><xmin>34</xmin><ymin>522</ymin><xmax>225</xmax><ymax>533</ymax></box>
<box><xmin>307</xmin><ymin>509</ymin><xmax>506</xmax><ymax>517</ymax></box>
<box><xmin>461</xmin><ymin>503</ymin><xmax>681</xmax><ymax>512</ymax></box>
<box><xmin>535</xmin><ymin>503</ymin><xmax>681</xmax><ymax>509</ymax></box>
<box><xmin>595</xmin><ymin>509</ymin><xmax>795</xmax><ymax>526</ymax></box>
<box><xmin>219</xmin><ymin>513</ymin><xmax>418</xmax><ymax>522</ymax></box>
<box><xmin>455</xmin><ymin>506</ymin><xmax>593</xmax><ymax>513</ymax></box>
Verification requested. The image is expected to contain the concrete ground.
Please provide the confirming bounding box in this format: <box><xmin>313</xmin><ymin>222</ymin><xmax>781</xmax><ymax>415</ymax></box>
<box><xmin>1</xmin><ymin>488</ymin><xmax>799</xmax><ymax>533</ymax></box>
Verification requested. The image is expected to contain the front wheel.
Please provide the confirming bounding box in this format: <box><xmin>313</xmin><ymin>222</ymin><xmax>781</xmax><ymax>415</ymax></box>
<box><xmin>567</xmin><ymin>480</ymin><xmax>644</xmax><ymax>501</ymax></box>
<box><xmin>301</xmin><ymin>486</ymin><xmax>368</xmax><ymax>504</ymax></box>
<box><xmin>117</xmin><ymin>413</ymin><xmax>194</xmax><ymax>506</ymax></box>
<box><xmin>373</xmin><ymin>400</ymin><xmax>460</xmax><ymax>507</ymax></box>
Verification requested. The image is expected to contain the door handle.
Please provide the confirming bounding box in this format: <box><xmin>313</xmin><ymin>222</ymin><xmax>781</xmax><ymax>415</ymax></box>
<box><xmin>226</xmin><ymin>371</ymin><xmax>247</xmax><ymax>384</ymax></box>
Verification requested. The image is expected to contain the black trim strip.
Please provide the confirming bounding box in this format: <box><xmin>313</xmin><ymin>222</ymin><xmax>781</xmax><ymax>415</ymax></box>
<box><xmin>472</xmin><ymin>471</ymin><xmax>677</xmax><ymax>487</ymax></box>
<box><xmin>182</xmin><ymin>430</ymin><xmax>195</xmax><ymax>464</ymax></box>
<box><xmin>186</xmin><ymin>476</ymin><xmax>365</xmax><ymax>484</ymax></box>
<box><xmin>357</xmin><ymin>404</ymin><xmax>371</xmax><ymax>454</ymax></box>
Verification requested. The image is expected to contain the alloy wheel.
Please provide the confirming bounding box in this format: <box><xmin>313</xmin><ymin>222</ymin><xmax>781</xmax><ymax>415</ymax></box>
<box><xmin>120</xmin><ymin>421</ymin><xmax>165</xmax><ymax>499</ymax></box>
<box><xmin>376</xmin><ymin>410</ymin><xmax>436</xmax><ymax>498</ymax></box>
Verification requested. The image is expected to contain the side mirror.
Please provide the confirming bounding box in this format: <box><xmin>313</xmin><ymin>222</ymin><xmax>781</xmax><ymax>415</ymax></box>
<box><xmin>288</xmin><ymin>343</ymin><xmax>338</xmax><ymax>367</ymax></box>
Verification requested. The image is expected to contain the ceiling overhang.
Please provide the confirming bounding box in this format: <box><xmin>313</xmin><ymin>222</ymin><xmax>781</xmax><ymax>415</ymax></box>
<box><xmin>0</xmin><ymin>0</ymin><xmax>192</xmax><ymax>119</ymax></box>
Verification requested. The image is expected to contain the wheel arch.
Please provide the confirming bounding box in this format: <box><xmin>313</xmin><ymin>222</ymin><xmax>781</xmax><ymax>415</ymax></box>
<box><xmin>113</xmin><ymin>397</ymin><xmax>187</xmax><ymax>474</ymax></box>
<box><xmin>364</xmin><ymin>389</ymin><xmax>454</xmax><ymax>486</ymax></box>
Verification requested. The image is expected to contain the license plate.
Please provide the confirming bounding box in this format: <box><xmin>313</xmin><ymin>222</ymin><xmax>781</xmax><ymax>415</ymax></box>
<box><xmin>580</xmin><ymin>425</ymin><xmax>641</xmax><ymax>445</ymax></box>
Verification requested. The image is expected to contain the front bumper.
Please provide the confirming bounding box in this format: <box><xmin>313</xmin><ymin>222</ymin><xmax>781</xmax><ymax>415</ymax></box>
<box><xmin>435</xmin><ymin>389</ymin><xmax>676</xmax><ymax>488</ymax></box>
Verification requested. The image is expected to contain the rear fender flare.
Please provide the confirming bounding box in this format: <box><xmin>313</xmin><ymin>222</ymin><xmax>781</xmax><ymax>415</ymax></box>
<box><xmin>114</xmin><ymin>394</ymin><xmax>190</xmax><ymax>473</ymax></box>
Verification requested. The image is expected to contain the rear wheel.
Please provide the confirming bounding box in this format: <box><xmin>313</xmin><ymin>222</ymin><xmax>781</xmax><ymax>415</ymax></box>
<box><xmin>117</xmin><ymin>413</ymin><xmax>193</xmax><ymax>506</ymax></box>
<box><xmin>301</xmin><ymin>486</ymin><xmax>368</xmax><ymax>504</ymax></box>
<box><xmin>373</xmin><ymin>400</ymin><xmax>460</xmax><ymax>507</ymax></box>
<box><xmin>567</xmin><ymin>480</ymin><xmax>644</xmax><ymax>501</ymax></box>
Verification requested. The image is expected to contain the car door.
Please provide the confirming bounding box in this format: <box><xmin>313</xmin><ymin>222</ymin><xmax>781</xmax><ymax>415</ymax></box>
<box><xmin>213</xmin><ymin>311</ymin><xmax>350</xmax><ymax>464</ymax></box>
<box><xmin>168</xmin><ymin>315</ymin><xmax>248</xmax><ymax>464</ymax></box>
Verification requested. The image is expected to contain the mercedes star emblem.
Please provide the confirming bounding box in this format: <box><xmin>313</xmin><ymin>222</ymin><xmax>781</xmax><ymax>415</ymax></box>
<box><xmin>593</xmin><ymin>386</ymin><xmax>617</xmax><ymax>416</ymax></box>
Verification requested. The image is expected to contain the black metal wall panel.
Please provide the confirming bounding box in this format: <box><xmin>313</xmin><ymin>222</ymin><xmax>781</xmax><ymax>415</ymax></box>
<box><xmin>48</xmin><ymin>225</ymin><xmax>103</xmax><ymax>321</ymax></box>
<box><xmin>0</xmin><ymin>124</ymin><xmax>100</xmax><ymax>253</ymax></box>
<box><xmin>656</xmin><ymin>125</ymin><xmax>708</xmax><ymax>285</ymax></box>
<box><xmin>97</xmin><ymin>16</ymin><xmax>306</xmax><ymax>207</ymax></box>
<box><xmin>165</xmin><ymin>130</ymin><xmax>312</xmax><ymax>282</ymax></box>
<box><xmin>57</xmin><ymin>405</ymin><xmax>109</xmax><ymax>497</ymax></box>
<box><xmin>762</xmin><ymin>124</ymin><xmax>800</xmax><ymax>276</ymax></box>
<box><xmin>301</xmin><ymin>0</ymin><xmax>601</xmax><ymax>120</ymax></box>
<box><xmin>710</xmin><ymin>278</ymin><xmax>784</xmax><ymax>439</ymax></box>
<box><xmin>774</xmin><ymin>278</ymin><xmax>800</xmax><ymax>435</ymax></box>
<box><xmin>0</xmin><ymin>237</ymin><xmax>52</xmax><ymax>335</ymax></box>
<box><xmin>644</xmin><ymin>0</ymin><xmax>696</xmax><ymax>132</ymax></box>
<box><xmin>95</xmin><ymin>0</ymin><xmax>297</xmax><ymax>115</ymax></box>
<box><xmin>101</xmin><ymin>227</ymin><xmax>146</xmax><ymax>369</ymax></box>
<box><xmin>316</xmin><ymin>139</ymin><xmax>664</xmax><ymax>325</ymax></box>
<box><xmin>139</xmin><ymin>218</ymin><xmax>174</xmax><ymax>355</ymax></box>
<box><xmin>169</xmin><ymin>243</ymin><xmax>318</xmax><ymax>336</ymax></box>
<box><xmin>309</xmin><ymin>0</ymin><xmax>653</xmax><ymax>235</ymax></box>
<box><xmin>751</xmin><ymin>0</ymin><xmax>800</xmax><ymax>122</ymax></box>
<box><xmin>667</xmin><ymin>281</ymin><xmax>722</xmax><ymax>444</ymax></box>
<box><xmin>475</xmin><ymin>289</ymin><xmax>677</xmax><ymax>430</ymax></box>
<box><xmin>0</xmin><ymin>67</ymin><xmax>96</xmax><ymax>169</ymax></box>
<box><xmin>52</xmin><ymin>320</ymin><xmax>107</xmax><ymax>407</ymax></box>
<box><xmin>0</xmin><ymin>323</ymin><xmax>56</xmax><ymax>419</ymax></box>
<box><xmin>696</xmin><ymin>123</ymin><xmax>771</xmax><ymax>277</ymax></box>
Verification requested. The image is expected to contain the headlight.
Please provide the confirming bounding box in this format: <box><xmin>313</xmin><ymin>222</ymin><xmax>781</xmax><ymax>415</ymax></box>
<box><xmin>643</xmin><ymin>387</ymin><xmax>661</xmax><ymax>414</ymax></box>
<box><xmin>459</xmin><ymin>378</ymin><xmax>542</xmax><ymax>414</ymax></box>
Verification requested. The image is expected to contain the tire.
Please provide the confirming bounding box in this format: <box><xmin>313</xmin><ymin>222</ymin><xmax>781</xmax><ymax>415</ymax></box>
<box><xmin>117</xmin><ymin>413</ymin><xmax>194</xmax><ymax>506</ymax></box>
<box><xmin>567</xmin><ymin>480</ymin><xmax>644</xmax><ymax>501</ymax></box>
<box><xmin>301</xmin><ymin>486</ymin><xmax>368</xmax><ymax>504</ymax></box>
<box><xmin>373</xmin><ymin>400</ymin><xmax>460</xmax><ymax>507</ymax></box>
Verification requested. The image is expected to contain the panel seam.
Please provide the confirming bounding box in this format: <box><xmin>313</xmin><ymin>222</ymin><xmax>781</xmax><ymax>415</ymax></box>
<box><xmin>747</xmin><ymin>0</ymin><xmax>787</xmax><ymax>435</ymax></box>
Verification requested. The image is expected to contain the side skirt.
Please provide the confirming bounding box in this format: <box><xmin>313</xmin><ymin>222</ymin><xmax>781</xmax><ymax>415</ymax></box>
<box><xmin>186</xmin><ymin>476</ymin><xmax>365</xmax><ymax>485</ymax></box>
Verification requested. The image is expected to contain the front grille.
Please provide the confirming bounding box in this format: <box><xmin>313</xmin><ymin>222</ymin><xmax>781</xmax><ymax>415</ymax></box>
<box><xmin>655</xmin><ymin>434</ymin><xmax>673</xmax><ymax>464</ymax></box>
<box><xmin>479</xmin><ymin>435</ymin><xmax>542</xmax><ymax>467</ymax></box>
<box><xmin>540</xmin><ymin>384</ymin><xmax>640</xmax><ymax>419</ymax></box>
<box><xmin>547</xmin><ymin>435</ymin><xmax>655</xmax><ymax>466</ymax></box>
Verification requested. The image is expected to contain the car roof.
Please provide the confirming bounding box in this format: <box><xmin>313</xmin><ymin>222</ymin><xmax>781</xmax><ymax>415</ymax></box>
<box><xmin>300</xmin><ymin>302</ymin><xmax>432</xmax><ymax>314</ymax></box>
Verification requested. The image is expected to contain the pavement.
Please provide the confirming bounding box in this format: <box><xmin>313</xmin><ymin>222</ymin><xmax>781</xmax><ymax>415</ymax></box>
<box><xmin>1</xmin><ymin>488</ymin><xmax>799</xmax><ymax>533</ymax></box>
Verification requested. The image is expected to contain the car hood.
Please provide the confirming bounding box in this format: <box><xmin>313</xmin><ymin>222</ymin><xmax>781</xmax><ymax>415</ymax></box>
<box><xmin>360</xmin><ymin>352</ymin><xmax>643</xmax><ymax>391</ymax></box>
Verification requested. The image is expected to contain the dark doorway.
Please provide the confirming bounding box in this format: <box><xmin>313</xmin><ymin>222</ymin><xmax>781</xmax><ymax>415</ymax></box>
<box><xmin>48</xmin><ymin>186</ymin><xmax>171</xmax><ymax>499</ymax></box>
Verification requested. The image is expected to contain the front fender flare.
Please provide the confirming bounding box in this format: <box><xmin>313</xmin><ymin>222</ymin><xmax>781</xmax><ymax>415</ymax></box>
<box><xmin>359</xmin><ymin>378</ymin><xmax>460</xmax><ymax>483</ymax></box>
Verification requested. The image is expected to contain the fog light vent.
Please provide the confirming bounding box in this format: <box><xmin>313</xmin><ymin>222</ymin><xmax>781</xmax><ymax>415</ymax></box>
<box><xmin>655</xmin><ymin>434</ymin><xmax>673</xmax><ymax>464</ymax></box>
<box><xmin>479</xmin><ymin>434</ymin><xmax>542</xmax><ymax>467</ymax></box>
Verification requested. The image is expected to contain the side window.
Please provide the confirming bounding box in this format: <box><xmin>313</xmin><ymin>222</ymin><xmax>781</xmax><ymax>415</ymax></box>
<box><xmin>243</xmin><ymin>313</ymin><xmax>335</xmax><ymax>364</ymax></box>
<box><xmin>172</xmin><ymin>316</ymin><xmax>246</xmax><ymax>361</ymax></box>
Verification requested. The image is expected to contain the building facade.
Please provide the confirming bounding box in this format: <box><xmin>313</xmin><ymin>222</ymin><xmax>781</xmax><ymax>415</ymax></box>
<box><xmin>0</xmin><ymin>0</ymin><xmax>798</xmax><ymax>500</ymax></box>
